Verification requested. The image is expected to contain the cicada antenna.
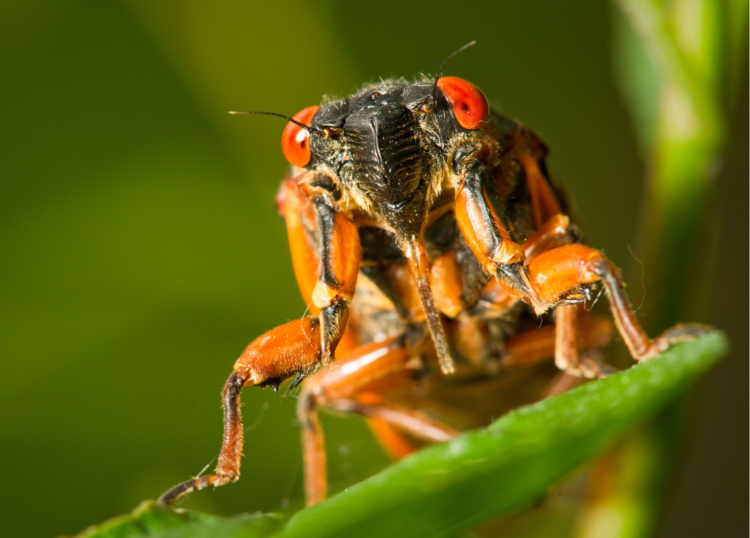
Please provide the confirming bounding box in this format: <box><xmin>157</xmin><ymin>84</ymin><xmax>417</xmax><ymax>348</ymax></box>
<box><xmin>432</xmin><ymin>40</ymin><xmax>477</xmax><ymax>100</ymax></box>
<box><xmin>229</xmin><ymin>110</ymin><xmax>312</xmax><ymax>132</ymax></box>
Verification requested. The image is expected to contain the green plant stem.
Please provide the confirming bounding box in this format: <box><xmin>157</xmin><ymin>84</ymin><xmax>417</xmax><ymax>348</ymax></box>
<box><xmin>577</xmin><ymin>2</ymin><xmax>746</xmax><ymax>537</ymax></box>
<box><xmin>617</xmin><ymin>0</ymin><xmax>725</xmax><ymax>327</ymax></box>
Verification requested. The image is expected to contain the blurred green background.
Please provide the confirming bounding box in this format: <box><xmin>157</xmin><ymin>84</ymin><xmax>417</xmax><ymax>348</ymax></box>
<box><xmin>0</xmin><ymin>1</ymin><xmax>746</xmax><ymax>537</ymax></box>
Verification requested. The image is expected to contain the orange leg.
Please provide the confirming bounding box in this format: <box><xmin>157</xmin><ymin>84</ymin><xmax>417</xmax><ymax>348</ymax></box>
<box><xmin>429</xmin><ymin>250</ymin><xmax>466</xmax><ymax>319</ymax></box>
<box><xmin>522</xmin><ymin>214</ymin><xmax>579</xmax><ymax>264</ymax></box>
<box><xmin>454</xmin><ymin>142</ymin><xmax>707</xmax><ymax>362</ymax></box>
<box><xmin>546</xmin><ymin>305</ymin><xmax>615</xmax><ymax>395</ymax></box>
<box><xmin>326</xmin><ymin>396</ymin><xmax>459</xmax><ymax>443</ymax></box>
<box><xmin>364</xmin><ymin>418</ymin><xmax>419</xmax><ymax>460</ymax></box>
<box><xmin>543</xmin><ymin>372</ymin><xmax>588</xmax><ymax>399</ymax></box>
<box><xmin>511</xmin><ymin>126</ymin><xmax>564</xmax><ymax>229</ymax></box>
<box><xmin>473</xmin><ymin>213</ymin><xmax>614</xmax><ymax>376</ymax></box>
<box><xmin>453</xmin><ymin>148</ymin><xmax>569</xmax><ymax>303</ymax></box>
<box><xmin>500</xmin><ymin>314</ymin><xmax>614</xmax><ymax>397</ymax></box>
<box><xmin>276</xmin><ymin>177</ymin><xmax>320</xmax><ymax>313</ymax></box>
<box><xmin>276</xmin><ymin>178</ymin><xmax>360</xmax><ymax>359</ymax></box>
<box><xmin>501</xmin><ymin>315</ymin><xmax>614</xmax><ymax>370</ymax></box>
<box><xmin>522</xmin><ymin>217</ymin><xmax>613</xmax><ymax>377</ymax></box>
<box><xmin>476</xmin><ymin>213</ymin><xmax>578</xmax><ymax>313</ymax></box>
<box><xmin>456</xmin><ymin>178</ymin><xmax>709</xmax><ymax>363</ymax></box>
<box><xmin>554</xmin><ymin>305</ymin><xmax>618</xmax><ymax>378</ymax></box>
<box><xmin>160</xmin><ymin>179</ymin><xmax>391</xmax><ymax>507</ymax></box>
<box><xmin>525</xmin><ymin>245</ymin><xmax>710</xmax><ymax>360</ymax></box>
<box><xmin>454</xmin><ymin>160</ymin><xmax>526</xmax><ymax>274</ymax></box>
<box><xmin>277</xmin><ymin>175</ymin><xmax>362</xmax><ymax>366</ymax></box>
<box><xmin>298</xmin><ymin>335</ymin><xmax>408</xmax><ymax>506</ymax></box>
<box><xmin>310</xmin><ymin>197</ymin><xmax>361</xmax><ymax>365</ymax></box>
<box><xmin>554</xmin><ymin>305</ymin><xmax>579</xmax><ymax>372</ymax></box>
<box><xmin>158</xmin><ymin>317</ymin><xmax>325</xmax><ymax>505</ymax></box>
<box><xmin>298</xmin><ymin>335</ymin><xmax>459</xmax><ymax>506</ymax></box>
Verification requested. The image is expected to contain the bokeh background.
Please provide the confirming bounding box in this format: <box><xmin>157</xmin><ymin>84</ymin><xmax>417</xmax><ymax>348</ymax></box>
<box><xmin>1</xmin><ymin>2</ymin><xmax>746</xmax><ymax>537</ymax></box>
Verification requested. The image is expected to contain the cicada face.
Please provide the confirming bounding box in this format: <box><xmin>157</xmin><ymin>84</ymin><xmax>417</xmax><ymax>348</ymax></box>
<box><xmin>282</xmin><ymin>77</ymin><xmax>490</xmax><ymax>241</ymax></box>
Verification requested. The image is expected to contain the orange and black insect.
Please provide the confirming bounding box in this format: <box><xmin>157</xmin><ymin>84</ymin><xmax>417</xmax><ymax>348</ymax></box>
<box><xmin>158</xmin><ymin>43</ymin><xmax>707</xmax><ymax>507</ymax></box>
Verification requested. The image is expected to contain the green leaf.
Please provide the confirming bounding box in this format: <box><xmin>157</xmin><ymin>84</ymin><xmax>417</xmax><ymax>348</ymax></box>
<box><xmin>71</xmin><ymin>332</ymin><xmax>726</xmax><ymax>538</ymax></box>
<box><xmin>67</xmin><ymin>501</ymin><xmax>284</xmax><ymax>538</ymax></box>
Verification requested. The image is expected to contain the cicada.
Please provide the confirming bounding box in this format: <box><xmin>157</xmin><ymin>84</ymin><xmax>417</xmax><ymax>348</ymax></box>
<box><xmin>159</xmin><ymin>43</ymin><xmax>705</xmax><ymax>507</ymax></box>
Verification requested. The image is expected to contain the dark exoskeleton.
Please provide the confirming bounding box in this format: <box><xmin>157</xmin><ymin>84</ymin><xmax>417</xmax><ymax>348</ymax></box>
<box><xmin>159</xmin><ymin>47</ymin><xmax>708</xmax><ymax>507</ymax></box>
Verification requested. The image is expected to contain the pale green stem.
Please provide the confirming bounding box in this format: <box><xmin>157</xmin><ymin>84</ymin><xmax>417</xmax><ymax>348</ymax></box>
<box><xmin>575</xmin><ymin>1</ymin><xmax>745</xmax><ymax>537</ymax></box>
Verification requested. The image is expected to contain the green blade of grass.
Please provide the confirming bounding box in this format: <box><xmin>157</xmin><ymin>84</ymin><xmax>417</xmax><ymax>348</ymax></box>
<box><xmin>71</xmin><ymin>332</ymin><xmax>726</xmax><ymax>538</ymax></box>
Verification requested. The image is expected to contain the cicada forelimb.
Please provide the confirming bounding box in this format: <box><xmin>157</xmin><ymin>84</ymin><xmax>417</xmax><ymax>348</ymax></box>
<box><xmin>524</xmin><ymin>245</ymin><xmax>710</xmax><ymax>362</ymax></box>
<box><xmin>158</xmin><ymin>317</ymin><xmax>326</xmax><ymax>505</ymax></box>
<box><xmin>158</xmin><ymin>371</ymin><xmax>245</xmax><ymax>505</ymax></box>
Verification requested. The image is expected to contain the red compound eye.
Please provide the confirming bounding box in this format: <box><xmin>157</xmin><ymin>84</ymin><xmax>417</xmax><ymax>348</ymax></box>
<box><xmin>282</xmin><ymin>106</ymin><xmax>320</xmax><ymax>167</ymax></box>
<box><xmin>437</xmin><ymin>77</ymin><xmax>489</xmax><ymax>130</ymax></box>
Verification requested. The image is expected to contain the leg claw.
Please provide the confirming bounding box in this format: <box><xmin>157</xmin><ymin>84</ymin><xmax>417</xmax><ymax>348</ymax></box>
<box><xmin>645</xmin><ymin>323</ymin><xmax>713</xmax><ymax>360</ymax></box>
